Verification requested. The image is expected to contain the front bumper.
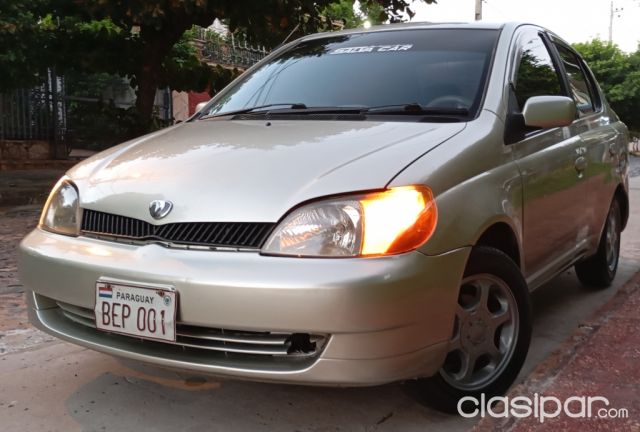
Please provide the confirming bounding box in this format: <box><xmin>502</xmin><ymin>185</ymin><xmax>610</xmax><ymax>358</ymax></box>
<box><xmin>19</xmin><ymin>228</ymin><xmax>469</xmax><ymax>386</ymax></box>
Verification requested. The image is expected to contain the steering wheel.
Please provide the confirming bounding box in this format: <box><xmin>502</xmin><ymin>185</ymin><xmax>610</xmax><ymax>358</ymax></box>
<box><xmin>425</xmin><ymin>95</ymin><xmax>472</xmax><ymax>109</ymax></box>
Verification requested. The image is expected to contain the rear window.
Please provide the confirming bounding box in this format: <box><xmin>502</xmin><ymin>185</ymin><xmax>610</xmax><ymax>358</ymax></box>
<box><xmin>203</xmin><ymin>29</ymin><xmax>500</xmax><ymax>119</ymax></box>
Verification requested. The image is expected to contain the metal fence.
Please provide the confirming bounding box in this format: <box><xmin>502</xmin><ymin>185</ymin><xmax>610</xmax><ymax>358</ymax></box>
<box><xmin>0</xmin><ymin>73</ymin><xmax>175</xmax><ymax>156</ymax></box>
<box><xmin>0</xmin><ymin>29</ymin><xmax>268</xmax><ymax>159</ymax></box>
<box><xmin>195</xmin><ymin>27</ymin><xmax>269</xmax><ymax>69</ymax></box>
<box><xmin>0</xmin><ymin>70</ymin><xmax>66</xmax><ymax>144</ymax></box>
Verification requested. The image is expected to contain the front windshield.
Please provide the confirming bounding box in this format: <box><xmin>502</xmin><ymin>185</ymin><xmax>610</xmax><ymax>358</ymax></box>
<box><xmin>202</xmin><ymin>29</ymin><xmax>500</xmax><ymax>118</ymax></box>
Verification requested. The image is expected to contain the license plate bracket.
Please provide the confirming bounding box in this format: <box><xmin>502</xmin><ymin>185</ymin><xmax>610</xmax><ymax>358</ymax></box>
<box><xmin>94</xmin><ymin>280</ymin><xmax>177</xmax><ymax>342</ymax></box>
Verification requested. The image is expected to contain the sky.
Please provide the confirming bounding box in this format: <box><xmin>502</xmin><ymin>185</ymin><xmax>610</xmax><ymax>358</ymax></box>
<box><xmin>408</xmin><ymin>0</ymin><xmax>640</xmax><ymax>52</ymax></box>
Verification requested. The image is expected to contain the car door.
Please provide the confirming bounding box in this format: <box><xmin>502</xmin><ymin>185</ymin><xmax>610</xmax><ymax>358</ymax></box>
<box><xmin>550</xmin><ymin>40</ymin><xmax>621</xmax><ymax>254</ymax></box>
<box><xmin>507</xmin><ymin>29</ymin><xmax>588</xmax><ymax>285</ymax></box>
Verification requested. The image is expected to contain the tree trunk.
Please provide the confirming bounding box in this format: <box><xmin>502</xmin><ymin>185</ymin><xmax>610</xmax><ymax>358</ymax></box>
<box><xmin>132</xmin><ymin>9</ymin><xmax>218</xmax><ymax>133</ymax></box>
<box><xmin>134</xmin><ymin>69</ymin><xmax>159</xmax><ymax>130</ymax></box>
<box><xmin>133</xmin><ymin>29</ymin><xmax>181</xmax><ymax>133</ymax></box>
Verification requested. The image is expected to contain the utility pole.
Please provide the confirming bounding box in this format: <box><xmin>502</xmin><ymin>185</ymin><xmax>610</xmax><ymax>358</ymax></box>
<box><xmin>475</xmin><ymin>0</ymin><xmax>483</xmax><ymax>21</ymax></box>
<box><xmin>609</xmin><ymin>1</ymin><xmax>614</xmax><ymax>43</ymax></box>
<box><xmin>609</xmin><ymin>1</ymin><xmax>624</xmax><ymax>43</ymax></box>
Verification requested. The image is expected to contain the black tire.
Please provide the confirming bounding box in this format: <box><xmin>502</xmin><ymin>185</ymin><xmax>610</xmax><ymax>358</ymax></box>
<box><xmin>407</xmin><ymin>246</ymin><xmax>532</xmax><ymax>414</ymax></box>
<box><xmin>575</xmin><ymin>199</ymin><xmax>621</xmax><ymax>289</ymax></box>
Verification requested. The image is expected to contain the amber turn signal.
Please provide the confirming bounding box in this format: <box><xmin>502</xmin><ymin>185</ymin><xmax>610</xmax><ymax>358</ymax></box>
<box><xmin>360</xmin><ymin>185</ymin><xmax>437</xmax><ymax>256</ymax></box>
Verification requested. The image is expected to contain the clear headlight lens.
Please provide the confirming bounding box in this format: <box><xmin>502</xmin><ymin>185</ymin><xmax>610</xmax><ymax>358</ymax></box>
<box><xmin>39</xmin><ymin>178</ymin><xmax>81</xmax><ymax>236</ymax></box>
<box><xmin>262</xmin><ymin>185</ymin><xmax>437</xmax><ymax>257</ymax></box>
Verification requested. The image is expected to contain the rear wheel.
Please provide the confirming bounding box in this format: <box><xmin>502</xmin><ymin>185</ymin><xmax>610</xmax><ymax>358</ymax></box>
<box><xmin>575</xmin><ymin>199</ymin><xmax>621</xmax><ymax>289</ymax></box>
<box><xmin>409</xmin><ymin>247</ymin><xmax>532</xmax><ymax>414</ymax></box>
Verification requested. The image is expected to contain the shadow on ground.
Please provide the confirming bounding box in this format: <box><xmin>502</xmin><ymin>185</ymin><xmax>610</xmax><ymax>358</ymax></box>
<box><xmin>65</xmin><ymin>364</ymin><xmax>466</xmax><ymax>432</ymax></box>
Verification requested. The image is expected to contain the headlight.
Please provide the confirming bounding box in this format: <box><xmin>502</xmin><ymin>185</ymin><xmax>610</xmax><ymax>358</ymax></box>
<box><xmin>262</xmin><ymin>185</ymin><xmax>437</xmax><ymax>257</ymax></box>
<box><xmin>39</xmin><ymin>178</ymin><xmax>81</xmax><ymax>236</ymax></box>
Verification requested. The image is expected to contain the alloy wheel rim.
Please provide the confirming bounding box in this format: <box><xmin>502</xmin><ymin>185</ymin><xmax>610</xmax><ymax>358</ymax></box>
<box><xmin>439</xmin><ymin>274</ymin><xmax>519</xmax><ymax>391</ymax></box>
<box><xmin>605</xmin><ymin>209</ymin><xmax>619</xmax><ymax>273</ymax></box>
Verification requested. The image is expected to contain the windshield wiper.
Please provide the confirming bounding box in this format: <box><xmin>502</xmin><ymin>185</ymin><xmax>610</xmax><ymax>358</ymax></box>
<box><xmin>251</xmin><ymin>106</ymin><xmax>366</xmax><ymax>115</ymax></box>
<box><xmin>199</xmin><ymin>103</ymin><xmax>469</xmax><ymax>120</ymax></box>
<box><xmin>364</xmin><ymin>103</ymin><xmax>469</xmax><ymax>116</ymax></box>
<box><xmin>198</xmin><ymin>103</ymin><xmax>308</xmax><ymax>120</ymax></box>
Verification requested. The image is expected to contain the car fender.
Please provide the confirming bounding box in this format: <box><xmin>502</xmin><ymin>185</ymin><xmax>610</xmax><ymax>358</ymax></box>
<box><xmin>389</xmin><ymin>111</ymin><xmax>524</xmax><ymax>270</ymax></box>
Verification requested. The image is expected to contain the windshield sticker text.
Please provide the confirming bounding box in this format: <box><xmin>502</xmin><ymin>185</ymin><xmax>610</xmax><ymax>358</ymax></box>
<box><xmin>329</xmin><ymin>44</ymin><xmax>413</xmax><ymax>54</ymax></box>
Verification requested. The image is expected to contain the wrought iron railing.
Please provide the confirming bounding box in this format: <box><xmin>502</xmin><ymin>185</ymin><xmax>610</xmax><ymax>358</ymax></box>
<box><xmin>194</xmin><ymin>27</ymin><xmax>269</xmax><ymax>69</ymax></box>
<box><xmin>0</xmin><ymin>70</ymin><xmax>66</xmax><ymax>155</ymax></box>
<box><xmin>0</xmin><ymin>30</ymin><xmax>269</xmax><ymax>159</ymax></box>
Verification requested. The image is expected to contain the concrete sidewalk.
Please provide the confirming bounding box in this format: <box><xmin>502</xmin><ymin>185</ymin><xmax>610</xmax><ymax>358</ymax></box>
<box><xmin>475</xmin><ymin>273</ymin><xmax>640</xmax><ymax>431</ymax></box>
<box><xmin>474</xmin><ymin>177</ymin><xmax>640</xmax><ymax>431</ymax></box>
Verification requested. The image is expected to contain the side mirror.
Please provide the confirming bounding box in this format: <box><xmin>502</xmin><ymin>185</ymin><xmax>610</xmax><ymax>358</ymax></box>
<box><xmin>195</xmin><ymin>101</ymin><xmax>209</xmax><ymax>113</ymax></box>
<box><xmin>522</xmin><ymin>96</ymin><xmax>576</xmax><ymax>129</ymax></box>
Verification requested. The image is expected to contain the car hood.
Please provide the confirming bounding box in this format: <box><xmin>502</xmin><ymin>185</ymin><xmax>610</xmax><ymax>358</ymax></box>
<box><xmin>69</xmin><ymin>120</ymin><xmax>465</xmax><ymax>223</ymax></box>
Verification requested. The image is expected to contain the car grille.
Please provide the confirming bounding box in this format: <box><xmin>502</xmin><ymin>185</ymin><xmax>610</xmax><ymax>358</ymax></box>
<box><xmin>56</xmin><ymin>301</ymin><xmax>326</xmax><ymax>358</ymax></box>
<box><xmin>81</xmin><ymin>209</ymin><xmax>275</xmax><ymax>249</ymax></box>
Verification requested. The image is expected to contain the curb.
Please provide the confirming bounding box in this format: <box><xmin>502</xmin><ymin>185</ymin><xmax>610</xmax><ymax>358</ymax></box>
<box><xmin>473</xmin><ymin>271</ymin><xmax>640</xmax><ymax>431</ymax></box>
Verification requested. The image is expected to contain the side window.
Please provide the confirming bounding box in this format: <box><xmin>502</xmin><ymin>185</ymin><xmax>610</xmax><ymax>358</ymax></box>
<box><xmin>554</xmin><ymin>44</ymin><xmax>596</xmax><ymax>115</ymax></box>
<box><xmin>514</xmin><ymin>34</ymin><xmax>563</xmax><ymax>111</ymax></box>
<box><xmin>580</xmin><ymin>60</ymin><xmax>602</xmax><ymax>111</ymax></box>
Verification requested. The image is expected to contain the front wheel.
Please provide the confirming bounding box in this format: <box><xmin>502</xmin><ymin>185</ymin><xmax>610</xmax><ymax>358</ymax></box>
<box><xmin>575</xmin><ymin>199</ymin><xmax>621</xmax><ymax>289</ymax></box>
<box><xmin>409</xmin><ymin>247</ymin><xmax>532</xmax><ymax>414</ymax></box>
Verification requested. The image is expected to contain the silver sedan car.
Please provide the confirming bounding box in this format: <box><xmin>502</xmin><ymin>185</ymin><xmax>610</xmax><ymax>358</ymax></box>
<box><xmin>19</xmin><ymin>22</ymin><xmax>629</xmax><ymax>412</ymax></box>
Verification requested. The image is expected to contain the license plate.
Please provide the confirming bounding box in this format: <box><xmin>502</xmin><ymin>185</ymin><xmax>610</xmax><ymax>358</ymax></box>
<box><xmin>94</xmin><ymin>280</ymin><xmax>177</xmax><ymax>342</ymax></box>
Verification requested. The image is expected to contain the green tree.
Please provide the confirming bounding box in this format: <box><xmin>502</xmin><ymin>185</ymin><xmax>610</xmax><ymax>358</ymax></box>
<box><xmin>360</xmin><ymin>1</ymin><xmax>388</xmax><ymax>25</ymax></box>
<box><xmin>1</xmin><ymin>0</ymin><xmax>435</xmax><ymax>130</ymax></box>
<box><xmin>321</xmin><ymin>0</ymin><xmax>387</xmax><ymax>29</ymax></box>
<box><xmin>574</xmin><ymin>39</ymin><xmax>640</xmax><ymax>133</ymax></box>
<box><xmin>87</xmin><ymin>0</ymin><xmax>434</xmax><ymax>124</ymax></box>
<box><xmin>0</xmin><ymin>0</ymin><xmax>50</xmax><ymax>90</ymax></box>
<box><xmin>322</xmin><ymin>0</ymin><xmax>363</xmax><ymax>29</ymax></box>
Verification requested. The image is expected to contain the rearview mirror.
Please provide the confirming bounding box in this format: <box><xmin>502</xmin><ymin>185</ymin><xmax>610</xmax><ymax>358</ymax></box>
<box><xmin>522</xmin><ymin>96</ymin><xmax>576</xmax><ymax>129</ymax></box>
<box><xmin>195</xmin><ymin>101</ymin><xmax>209</xmax><ymax>113</ymax></box>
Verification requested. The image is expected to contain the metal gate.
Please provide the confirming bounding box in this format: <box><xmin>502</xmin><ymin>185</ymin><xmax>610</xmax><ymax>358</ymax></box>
<box><xmin>0</xmin><ymin>70</ymin><xmax>67</xmax><ymax>158</ymax></box>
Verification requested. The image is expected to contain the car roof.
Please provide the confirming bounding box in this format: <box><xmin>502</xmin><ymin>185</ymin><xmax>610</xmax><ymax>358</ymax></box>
<box><xmin>298</xmin><ymin>21</ymin><xmax>541</xmax><ymax>42</ymax></box>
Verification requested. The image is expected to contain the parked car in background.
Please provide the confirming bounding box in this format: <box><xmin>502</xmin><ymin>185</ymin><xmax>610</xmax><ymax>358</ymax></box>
<box><xmin>19</xmin><ymin>22</ymin><xmax>629</xmax><ymax>413</ymax></box>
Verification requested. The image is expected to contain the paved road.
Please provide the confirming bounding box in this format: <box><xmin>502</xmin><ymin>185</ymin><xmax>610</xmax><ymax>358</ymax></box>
<box><xmin>1</xmin><ymin>164</ymin><xmax>639</xmax><ymax>431</ymax></box>
<box><xmin>630</xmin><ymin>150</ymin><xmax>640</xmax><ymax>178</ymax></box>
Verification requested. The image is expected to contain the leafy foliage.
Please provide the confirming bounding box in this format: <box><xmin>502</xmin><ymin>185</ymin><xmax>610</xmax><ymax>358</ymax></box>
<box><xmin>574</xmin><ymin>40</ymin><xmax>640</xmax><ymax>133</ymax></box>
<box><xmin>320</xmin><ymin>0</ymin><xmax>387</xmax><ymax>29</ymax></box>
<box><xmin>0</xmin><ymin>0</ymin><xmax>50</xmax><ymax>90</ymax></box>
<box><xmin>1</xmin><ymin>0</ymin><xmax>435</xmax><ymax>131</ymax></box>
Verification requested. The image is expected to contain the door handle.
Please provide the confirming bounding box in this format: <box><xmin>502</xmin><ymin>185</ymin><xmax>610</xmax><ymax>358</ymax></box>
<box><xmin>574</xmin><ymin>156</ymin><xmax>587</xmax><ymax>173</ymax></box>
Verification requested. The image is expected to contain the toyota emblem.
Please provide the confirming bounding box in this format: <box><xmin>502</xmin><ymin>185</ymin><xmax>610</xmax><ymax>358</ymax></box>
<box><xmin>149</xmin><ymin>200</ymin><xmax>173</xmax><ymax>220</ymax></box>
